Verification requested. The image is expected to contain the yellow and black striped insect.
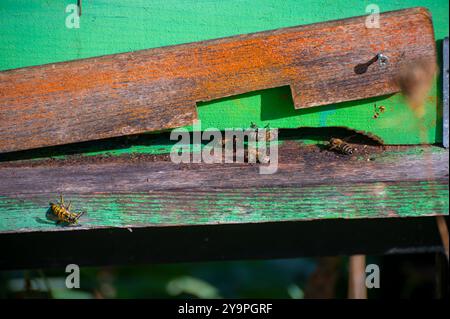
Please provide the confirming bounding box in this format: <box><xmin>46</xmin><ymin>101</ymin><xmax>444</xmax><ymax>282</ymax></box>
<box><xmin>328</xmin><ymin>138</ymin><xmax>354</xmax><ymax>155</ymax></box>
<box><xmin>47</xmin><ymin>195</ymin><xmax>85</xmax><ymax>225</ymax></box>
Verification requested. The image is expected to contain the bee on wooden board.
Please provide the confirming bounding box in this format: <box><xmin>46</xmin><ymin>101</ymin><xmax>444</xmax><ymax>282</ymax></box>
<box><xmin>249</xmin><ymin>122</ymin><xmax>275</xmax><ymax>142</ymax></box>
<box><xmin>328</xmin><ymin>138</ymin><xmax>354</xmax><ymax>155</ymax></box>
<box><xmin>373</xmin><ymin>104</ymin><xmax>386</xmax><ymax>119</ymax></box>
<box><xmin>47</xmin><ymin>195</ymin><xmax>85</xmax><ymax>225</ymax></box>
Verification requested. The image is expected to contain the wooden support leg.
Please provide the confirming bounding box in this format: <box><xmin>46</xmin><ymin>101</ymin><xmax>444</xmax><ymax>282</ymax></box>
<box><xmin>435</xmin><ymin>216</ymin><xmax>449</xmax><ymax>298</ymax></box>
<box><xmin>436</xmin><ymin>216</ymin><xmax>449</xmax><ymax>261</ymax></box>
<box><xmin>348</xmin><ymin>255</ymin><xmax>367</xmax><ymax>299</ymax></box>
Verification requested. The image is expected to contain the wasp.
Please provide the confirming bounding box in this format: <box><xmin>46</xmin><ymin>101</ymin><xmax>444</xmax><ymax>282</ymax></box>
<box><xmin>47</xmin><ymin>195</ymin><xmax>85</xmax><ymax>225</ymax></box>
<box><xmin>328</xmin><ymin>138</ymin><xmax>353</xmax><ymax>155</ymax></box>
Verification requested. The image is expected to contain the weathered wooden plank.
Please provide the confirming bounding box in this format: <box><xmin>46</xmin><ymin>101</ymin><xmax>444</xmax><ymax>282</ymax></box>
<box><xmin>0</xmin><ymin>181</ymin><xmax>447</xmax><ymax>234</ymax></box>
<box><xmin>0</xmin><ymin>7</ymin><xmax>436</xmax><ymax>153</ymax></box>
<box><xmin>0</xmin><ymin>146</ymin><xmax>447</xmax><ymax>195</ymax></box>
<box><xmin>0</xmin><ymin>146</ymin><xmax>447</xmax><ymax>234</ymax></box>
<box><xmin>0</xmin><ymin>145</ymin><xmax>447</xmax><ymax>268</ymax></box>
<box><xmin>2</xmin><ymin>1</ymin><xmax>448</xmax><ymax>146</ymax></box>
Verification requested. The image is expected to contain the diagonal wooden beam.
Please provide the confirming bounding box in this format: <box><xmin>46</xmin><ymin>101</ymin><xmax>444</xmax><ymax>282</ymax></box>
<box><xmin>0</xmin><ymin>7</ymin><xmax>436</xmax><ymax>153</ymax></box>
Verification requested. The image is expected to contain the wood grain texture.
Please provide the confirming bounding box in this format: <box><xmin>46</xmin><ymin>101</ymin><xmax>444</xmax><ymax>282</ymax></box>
<box><xmin>0</xmin><ymin>146</ymin><xmax>447</xmax><ymax>234</ymax></box>
<box><xmin>1</xmin><ymin>0</ymin><xmax>447</xmax><ymax>146</ymax></box>
<box><xmin>0</xmin><ymin>7</ymin><xmax>436</xmax><ymax>153</ymax></box>
<box><xmin>0</xmin><ymin>148</ymin><xmax>448</xmax><ymax>195</ymax></box>
<box><xmin>0</xmin><ymin>181</ymin><xmax>447</xmax><ymax>233</ymax></box>
<box><xmin>348</xmin><ymin>255</ymin><xmax>368</xmax><ymax>299</ymax></box>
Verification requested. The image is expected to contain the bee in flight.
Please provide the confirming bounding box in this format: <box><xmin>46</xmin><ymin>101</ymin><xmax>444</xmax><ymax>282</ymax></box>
<box><xmin>328</xmin><ymin>138</ymin><xmax>354</xmax><ymax>155</ymax></box>
<box><xmin>47</xmin><ymin>195</ymin><xmax>85</xmax><ymax>225</ymax></box>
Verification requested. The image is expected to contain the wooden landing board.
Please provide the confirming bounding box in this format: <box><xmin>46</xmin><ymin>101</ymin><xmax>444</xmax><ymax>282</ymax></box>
<box><xmin>0</xmin><ymin>145</ymin><xmax>447</xmax><ymax>234</ymax></box>
<box><xmin>0</xmin><ymin>145</ymin><xmax>447</xmax><ymax>269</ymax></box>
<box><xmin>0</xmin><ymin>7</ymin><xmax>436</xmax><ymax>153</ymax></box>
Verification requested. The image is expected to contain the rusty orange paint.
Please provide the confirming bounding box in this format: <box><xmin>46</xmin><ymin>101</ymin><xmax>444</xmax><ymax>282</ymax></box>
<box><xmin>0</xmin><ymin>7</ymin><xmax>436</xmax><ymax>153</ymax></box>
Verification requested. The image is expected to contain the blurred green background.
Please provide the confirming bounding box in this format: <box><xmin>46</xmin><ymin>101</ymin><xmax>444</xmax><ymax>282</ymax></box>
<box><xmin>0</xmin><ymin>253</ymin><xmax>444</xmax><ymax>299</ymax></box>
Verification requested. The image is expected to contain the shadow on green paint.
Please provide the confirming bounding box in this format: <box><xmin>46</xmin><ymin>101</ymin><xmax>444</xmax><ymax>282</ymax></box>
<box><xmin>0</xmin><ymin>86</ymin><xmax>393</xmax><ymax>162</ymax></box>
<box><xmin>197</xmin><ymin>85</ymin><xmax>394</xmax><ymax>122</ymax></box>
<box><xmin>259</xmin><ymin>86</ymin><xmax>395</xmax><ymax>121</ymax></box>
<box><xmin>0</xmin><ymin>84</ymin><xmax>432</xmax><ymax>163</ymax></box>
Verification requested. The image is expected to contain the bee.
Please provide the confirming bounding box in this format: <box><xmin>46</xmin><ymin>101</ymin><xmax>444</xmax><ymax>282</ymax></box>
<box><xmin>262</xmin><ymin>123</ymin><xmax>276</xmax><ymax>142</ymax></box>
<box><xmin>249</xmin><ymin>122</ymin><xmax>275</xmax><ymax>142</ymax></box>
<box><xmin>328</xmin><ymin>138</ymin><xmax>353</xmax><ymax>155</ymax></box>
<box><xmin>397</xmin><ymin>59</ymin><xmax>436</xmax><ymax>113</ymax></box>
<box><xmin>47</xmin><ymin>195</ymin><xmax>85</xmax><ymax>225</ymax></box>
<box><xmin>373</xmin><ymin>104</ymin><xmax>385</xmax><ymax>119</ymax></box>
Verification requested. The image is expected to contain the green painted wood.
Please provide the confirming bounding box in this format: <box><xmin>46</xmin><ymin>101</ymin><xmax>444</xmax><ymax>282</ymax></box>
<box><xmin>0</xmin><ymin>181</ymin><xmax>447</xmax><ymax>234</ymax></box>
<box><xmin>0</xmin><ymin>146</ymin><xmax>447</xmax><ymax>234</ymax></box>
<box><xmin>0</xmin><ymin>2</ymin><xmax>448</xmax><ymax>240</ymax></box>
<box><xmin>0</xmin><ymin>0</ymin><xmax>448</xmax><ymax>146</ymax></box>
